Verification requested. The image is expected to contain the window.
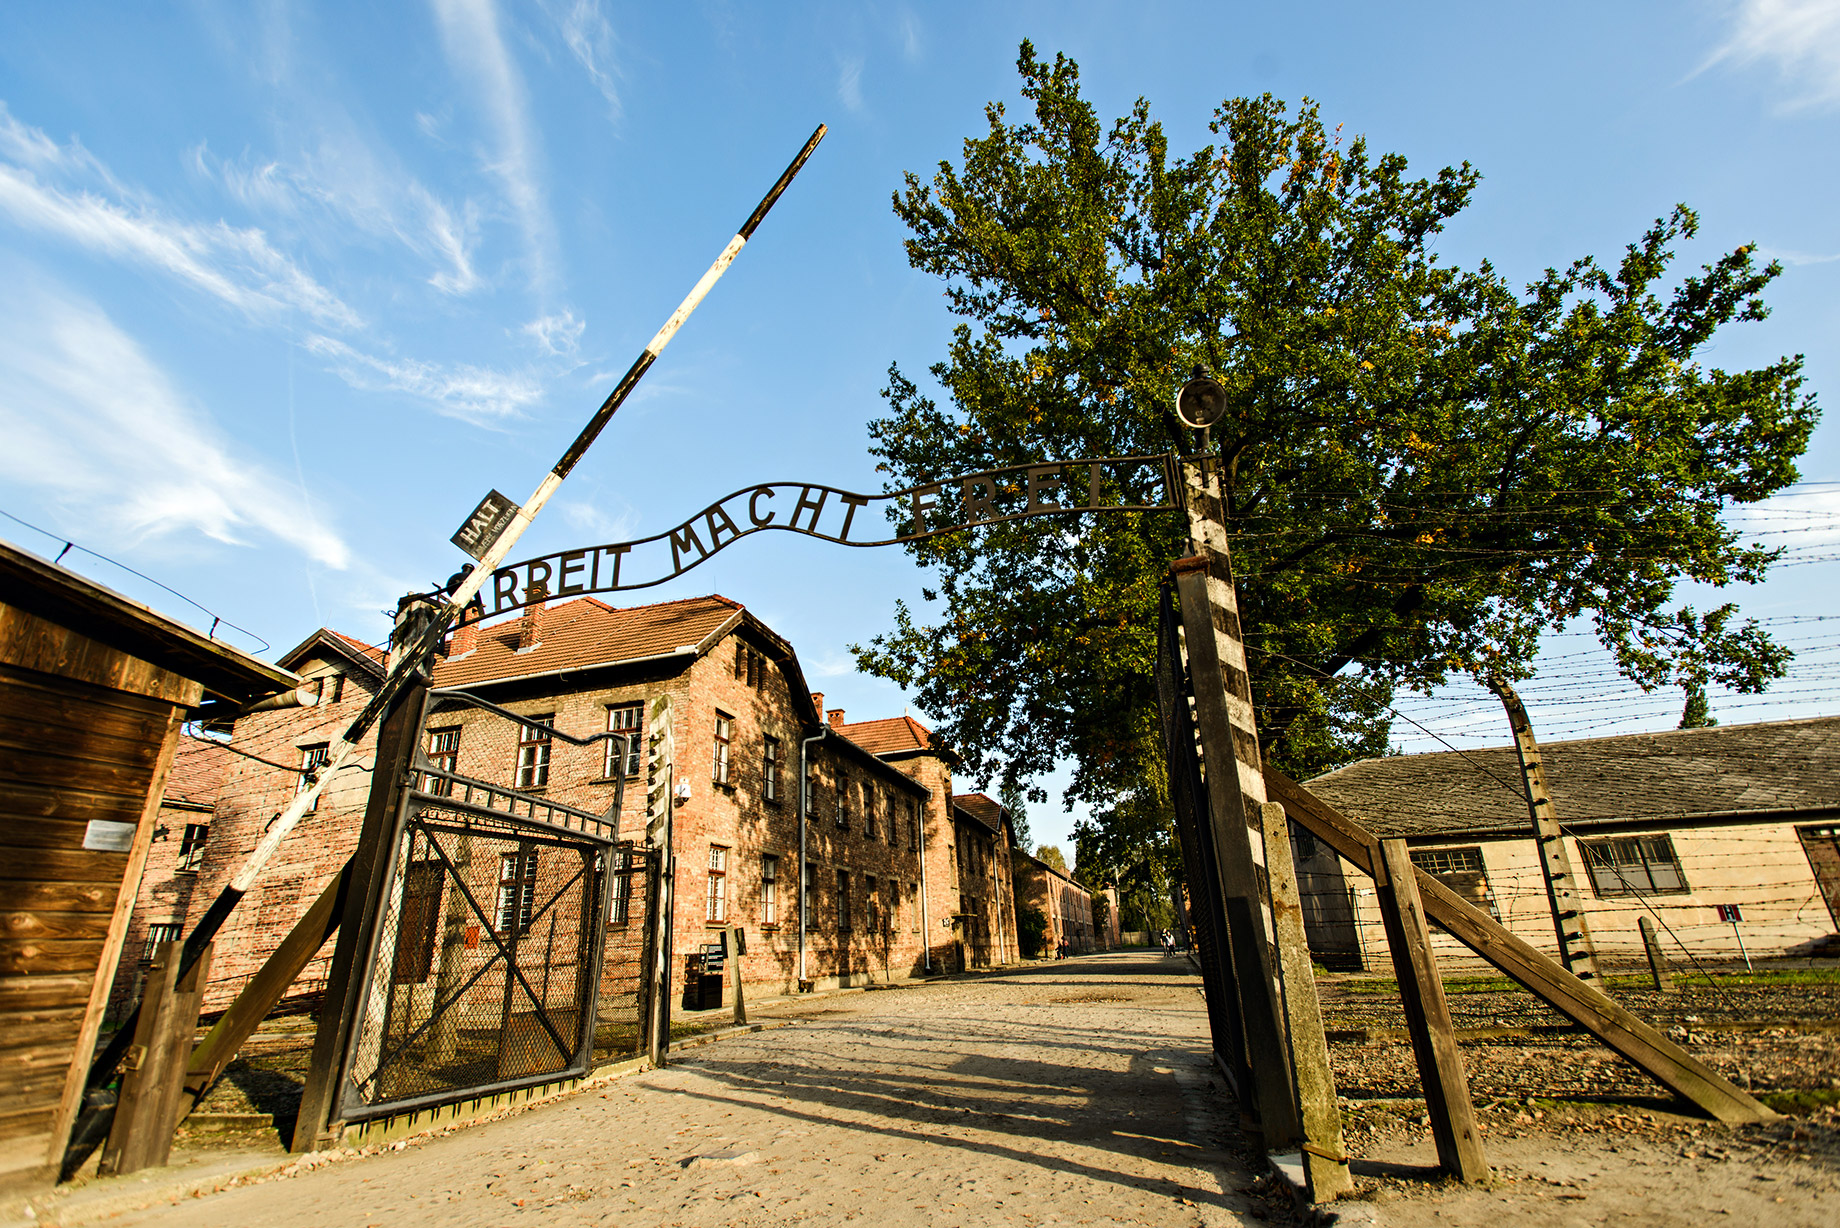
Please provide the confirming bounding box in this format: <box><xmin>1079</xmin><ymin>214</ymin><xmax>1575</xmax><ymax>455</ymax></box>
<box><xmin>176</xmin><ymin>823</ymin><xmax>208</xmax><ymax>873</ymax></box>
<box><xmin>297</xmin><ymin>743</ymin><xmax>330</xmax><ymax>811</ymax></box>
<box><xmin>909</xmin><ymin>803</ymin><xmax>920</xmax><ymax>852</ymax></box>
<box><xmin>1581</xmin><ymin>835</ymin><xmax>1688</xmax><ymax>897</ymax></box>
<box><xmin>426</xmin><ymin>727</ymin><xmax>461</xmax><ymax>795</ymax></box>
<box><xmin>836</xmin><ymin>869</ymin><xmax>852</xmax><ymax>931</ymax></box>
<box><xmin>712</xmin><ymin>713</ymin><xmax>733</xmax><ymax>786</ymax></box>
<box><xmin>761</xmin><ymin>854</ymin><xmax>779</xmax><ymax>926</ymax></box>
<box><xmin>1408</xmin><ymin>846</ymin><xmax>1500</xmax><ymax>919</ymax></box>
<box><xmin>606</xmin><ymin>704</ymin><xmax>643</xmax><ymax>778</ymax></box>
<box><xmin>734</xmin><ymin>642</ymin><xmax>763</xmax><ymax>688</ymax></box>
<box><xmin>836</xmin><ymin>775</ymin><xmax>851</xmax><ymax>831</ymax></box>
<box><xmin>707</xmin><ymin>846</ymin><xmax>728</xmax><ymax>921</ymax></box>
<box><xmin>496</xmin><ymin>850</ymin><xmax>539</xmax><ymax>932</ymax></box>
<box><xmin>143</xmin><ymin>921</ymin><xmax>182</xmax><ymax>962</ymax></box>
<box><xmin>763</xmin><ymin>736</ymin><xmax>782</xmax><ymax>803</ymax></box>
<box><xmin>866</xmin><ymin>786</ymin><xmax>879</xmax><ymax>842</ymax></box>
<box><xmin>515</xmin><ymin>716</ymin><xmax>553</xmax><ymax>790</ymax></box>
<box><xmin>866</xmin><ymin>875</ymin><xmax>879</xmax><ymax>933</ymax></box>
<box><xmin>609</xmin><ymin>849</ymin><xmax>633</xmax><ymax>926</ymax></box>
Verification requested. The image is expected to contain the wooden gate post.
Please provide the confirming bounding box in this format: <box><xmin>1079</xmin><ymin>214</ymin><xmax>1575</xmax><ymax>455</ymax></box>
<box><xmin>1258</xmin><ymin>803</ymin><xmax>1353</xmax><ymax>1199</ymax></box>
<box><xmin>291</xmin><ymin>668</ymin><xmax>431</xmax><ymax>1153</ymax></box>
<box><xmin>98</xmin><ymin>941</ymin><xmax>213</xmax><ymax>1176</ymax></box>
<box><xmin>1488</xmin><ymin>678</ymin><xmax>1601</xmax><ymax>981</ymax></box>
<box><xmin>1639</xmin><ymin>916</ymin><xmax>1671</xmax><ymax>992</ymax></box>
<box><xmin>1373</xmin><ymin>839</ymin><xmax>1487</xmax><ymax>1182</ymax></box>
<box><xmin>1170</xmin><ymin>453</ymin><xmax>1302</xmax><ymax>1149</ymax></box>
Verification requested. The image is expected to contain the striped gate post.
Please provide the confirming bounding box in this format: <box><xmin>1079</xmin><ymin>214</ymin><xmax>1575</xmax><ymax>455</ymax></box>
<box><xmin>1169</xmin><ymin>457</ymin><xmax>1302</xmax><ymax>1149</ymax></box>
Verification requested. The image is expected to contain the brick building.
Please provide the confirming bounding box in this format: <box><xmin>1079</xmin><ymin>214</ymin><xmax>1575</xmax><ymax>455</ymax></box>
<box><xmin>827</xmin><ymin>718</ymin><xmax>1022</xmax><ymax>971</ymax></box>
<box><xmin>165</xmin><ymin>594</ymin><xmax>1010</xmax><ymax>1019</ymax></box>
<box><xmin>103</xmin><ymin>736</ymin><xmax>230</xmax><ymax>1020</ymax></box>
<box><xmin>1010</xmin><ymin>843</ymin><xmax>1101</xmax><ymax>957</ymax></box>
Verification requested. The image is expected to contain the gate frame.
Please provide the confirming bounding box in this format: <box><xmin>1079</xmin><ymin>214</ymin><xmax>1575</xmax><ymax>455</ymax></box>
<box><xmin>332</xmin><ymin>788</ymin><xmax>615</xmax><ymax>1124</ymax></box>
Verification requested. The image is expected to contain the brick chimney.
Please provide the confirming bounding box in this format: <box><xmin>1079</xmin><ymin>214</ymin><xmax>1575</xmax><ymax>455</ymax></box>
<box><xmin>448</xmin><ymin>615</ymin><xmax>480</xmax><ymax>658</ymax></box>
<box><xmin>516</xmin><ymin>581</ymin><xmax>549</xmax><ymax>651</ymax></box>
<box><xmin>827</xmin><ymin>707</ymin><xmax>845</xmax><ymax>727</ymax></box>
<box><xmin>811</xmin><ymin>692</ymin><xmax>825</xmax><ymax>722</ymax></box>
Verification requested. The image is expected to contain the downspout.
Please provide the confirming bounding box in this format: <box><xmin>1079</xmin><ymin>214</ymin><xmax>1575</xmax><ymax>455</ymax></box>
<box><xmin>798</xmin><ymin>724</ymin><xmax>828</xmax><ymax>987</ymax></box>
<box><xmin>917</xmin><ymin>777</ymin><xmax>932</xmax><ymax>973</ymax></box>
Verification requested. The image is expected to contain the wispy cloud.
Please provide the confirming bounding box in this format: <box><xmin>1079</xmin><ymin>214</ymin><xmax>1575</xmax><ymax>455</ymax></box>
<box><xmin>1757</xmin><ymin>243</ymin><xmax>1840</xmax><ymax>265</ymax></box>
<box><xmin>303</xmin><ymin>334</ymin><xmax>544</xmax><ymax>422</ymax></box>
<box><xmin>539</xmin><ymin>0</ymin><xmax>622</xmax><ymax>122</ymax></box>
<box><xmin>837</xmin><ymin>55</ymin><xmax>865</xmax><ymax>113</ymax></box>
<box><xmin>191</xmin><ymin>137</ymin><xmax>483</xmax><ymax>296</ymax></box>
<box><xmin>558</xmin><ymin>496</ymin><xmax>637</xmax><ymax>540</ymax></box>
<box><xmin>1703</xmin><ymin>0</ymin><xmax>1840</xmax><ymax>110</ymax></box>
<box><xmin>1729</xmin><ymin>485</ymin><xmax>1840</xmax><ymax>547</ymax></box>
<box><xmin>521</xmin><ymin>308</ymin><xmax>584</xmax><ymax>355</ymax></box>
<box><xmin>897</xmin><ymin>9</ymin><xmax>922</xmax><ymax>62</ymax></box>
<box><xmin>430</xmin><ymin>0</ymin><xmax>554</xmax><ymax>291</ymax></box>
<box><xmin>0</xmin><ymin>289</ymin><xmax>350</xmax><ymax>568</ymax></box>
<box><xmin>0</xmin><ymin>107</ymin><xmax>359</xmax><ymax>328</ymax></box>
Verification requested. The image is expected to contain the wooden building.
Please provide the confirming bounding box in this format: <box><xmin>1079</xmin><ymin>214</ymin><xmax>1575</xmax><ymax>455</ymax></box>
<box><xmin>1300</xmin><ymin>715</ymin><xmax>1840</xmax><ymax>972</ymax></box>
<box><xmin>0</xmin><ymin>541</ymin><xmax>295</xmax><ymax>1194</ymax></box>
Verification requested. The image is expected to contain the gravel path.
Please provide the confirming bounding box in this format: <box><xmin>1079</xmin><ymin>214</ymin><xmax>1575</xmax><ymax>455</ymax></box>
<box><xmin>90</xmin><ymin>952</ymin><xmax>1270</xmax><ymax>1228</ymax></box>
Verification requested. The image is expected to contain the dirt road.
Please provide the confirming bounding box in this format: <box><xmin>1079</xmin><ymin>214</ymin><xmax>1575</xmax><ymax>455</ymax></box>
<box><xmin>85</xmin><ymin>952</ymin><xmax>1271</xmax><ymax>1228</ymax></box>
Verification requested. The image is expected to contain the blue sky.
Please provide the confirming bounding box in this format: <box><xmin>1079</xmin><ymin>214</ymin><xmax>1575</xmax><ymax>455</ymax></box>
<box><xmin>2</xmin><ymin>1</ymin><xmax>1838</xmax><ymax>852</ymax></box>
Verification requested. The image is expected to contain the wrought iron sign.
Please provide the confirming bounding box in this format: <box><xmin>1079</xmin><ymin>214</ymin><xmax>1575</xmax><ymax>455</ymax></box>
<box><xmin>477</xmin><ymin>454</ymin><xmax>1178</xmax><ymax>615</ymax></box>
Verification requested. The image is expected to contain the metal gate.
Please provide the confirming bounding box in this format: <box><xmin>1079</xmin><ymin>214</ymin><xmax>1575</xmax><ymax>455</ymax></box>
<box><xmin>335</xmin><ymin>769</ymin><xmax>629</xmax><ymax>1122</ymax></box>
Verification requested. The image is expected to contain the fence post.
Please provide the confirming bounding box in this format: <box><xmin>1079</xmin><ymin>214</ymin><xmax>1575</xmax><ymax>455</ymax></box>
<box><xmin>1488</xmin><ymin>678</ymin><xmax>1601</xmax><ymax>981</ymax></box>
<box><xmin>291</xmin><ymin>669</ymin><xmax>431</xmax><ymax>1153</ymax></box>
<box><xmin>98</xmin><ymin>942</ymin><xmax>213</xmax><ymax>1176</ymax></box>
<box><xmin>1259</xmin><ymin>803</ymin><xmax>1353</xmax><ymax>1200</ymax></box>
<box><xmin>1374</xmin><ymin>839</ymin><xmax>1488</xmax><ymax>1183</ymax></box>
<box><xmin>1638</xmin><ymin>916</ymin><xmax>1671</xmax><ymax>992</ymax></box>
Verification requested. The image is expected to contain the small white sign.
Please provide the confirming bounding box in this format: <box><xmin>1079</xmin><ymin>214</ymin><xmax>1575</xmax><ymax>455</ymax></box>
<box><xmin>83</xmin><ymin>820</ymin><xmax>137</xmax><ymax>852</ymax></box>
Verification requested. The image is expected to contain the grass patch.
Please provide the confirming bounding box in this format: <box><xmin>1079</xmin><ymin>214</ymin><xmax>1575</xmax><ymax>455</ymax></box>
<box><xmin>1759</xmin><ymin>1089</ymin><xmax>1840</xmax><ymax>1115</ymax></box>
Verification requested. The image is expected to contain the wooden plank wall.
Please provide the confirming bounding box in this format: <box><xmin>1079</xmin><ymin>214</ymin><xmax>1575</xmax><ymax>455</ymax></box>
<box><xmin>0</xmin><ymin>602</ymin><xmax>195</xmax><ymax>1192</ymax></box>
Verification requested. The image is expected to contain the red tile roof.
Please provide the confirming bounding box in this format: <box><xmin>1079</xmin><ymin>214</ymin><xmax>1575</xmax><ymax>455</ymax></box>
<box><xmin>831</xmin><ymin>714</ymin><xmax>938</xmax><ymax>757</ymax></box>
<box><xmin>435</xmin><ymin>594</ymin><xmax>743</xmax><ymax>688</ymax></box>
<box><xmin>165</xmin><ymin>737</ymin><xmax>232</xmax><ymax>809</ymax></box>
<box><xmin>953</xmin><ymin>792</ymin><xmax>1006</xmax><ymax>833</ymax></box>
<box><xmin>330</xmin><ymin>630</ymin><xmax>385</xmax><ymax>665</ymax></box>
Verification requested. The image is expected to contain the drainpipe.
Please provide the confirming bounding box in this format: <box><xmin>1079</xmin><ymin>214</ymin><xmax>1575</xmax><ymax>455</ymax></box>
<box><xmin>917</xmin><ymin>777</ymin><xmax>933</xmax><ymax>973</ymax></box>
<box><xmin>798</xmin><ymin>723</ymin><xmax>828</xmax><ymax>987</ymax></box>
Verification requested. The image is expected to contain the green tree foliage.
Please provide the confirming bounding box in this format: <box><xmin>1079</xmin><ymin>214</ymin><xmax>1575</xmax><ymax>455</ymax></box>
<box><xmin>1035</xmin><ymin>844</ymin><xmax>1069</xmax><ymax>874</ymax></box>
<box><xmin>1017</xmin><ymin>904</ymin><xmax>1050</xmax><ymax>959</ymax></box>
<box><xmin>854</xmin><ymin>43</ymin><xmax>1815</xmax><ymax>809</ymax></box>
<box><xmin>998</xmin><ymin>776</ymin><xmax>1032</xmax><ymax>849</ymax></box>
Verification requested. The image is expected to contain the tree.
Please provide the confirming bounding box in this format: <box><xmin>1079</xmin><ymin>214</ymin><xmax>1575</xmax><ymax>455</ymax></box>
<box><xmin>998</xmin><ymin>776</ymin><xmax>1032</xmax><ymax>849</ymax></box>
<box><xmin>1035</xmin><ymin>844</ymin><xmax>1068</xmax><ymax>874</ymax></box>
<box><xmin>1679</xmin><ymin>684</ymin><xmax>1718</xmax><ymax>729</ymax></box>
<box><xmin>854</xmin><ymin>42</ymin><xmax>1815</xmax><ymax>807</ymax></box>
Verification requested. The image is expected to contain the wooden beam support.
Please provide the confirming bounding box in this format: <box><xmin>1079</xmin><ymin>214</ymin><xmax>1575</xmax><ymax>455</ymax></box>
<box><xmin>1259</xmin><ymin>802</ymin><xmax>1353</xmax><ymax>1200</ymax></box>
<box><xmin>1266</xmin><ymin>769</ymin><xmax>1778</xmax><ymax>1126</ymax></box>
<box><xmin>1375</xmin><ymin>839</ymin><xmax>1488</xmax><ymax>1182</ymax></box>
<box><xmin>175</xmin><ymin>860</ymin><xmax>351</xmax><ymax>1125</ymax></box>
<box><xmin>291</xmin><ymin>677</ymin><xmax>430</xmax><ymax>1152</ymax></box>
<box><xmin>98</xmin><ymin>942</ymin><xmax>212</xmax><ymax>1176</ymax></box>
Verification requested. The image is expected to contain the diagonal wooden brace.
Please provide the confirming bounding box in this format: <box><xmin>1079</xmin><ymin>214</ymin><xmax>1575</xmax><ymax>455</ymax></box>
<box><xmin>1266</xmin><ymin>769</ymin><xmax>1778</xmax><ymax>1126</ymax></box>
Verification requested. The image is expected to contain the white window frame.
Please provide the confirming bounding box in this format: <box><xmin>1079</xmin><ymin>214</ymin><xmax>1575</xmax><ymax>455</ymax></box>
<box><xmin>515</xmin><ymin>716</ymin><xmax>553</xmax><ymax>790</ymax></box>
